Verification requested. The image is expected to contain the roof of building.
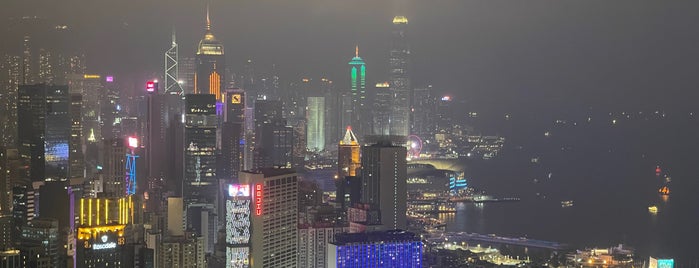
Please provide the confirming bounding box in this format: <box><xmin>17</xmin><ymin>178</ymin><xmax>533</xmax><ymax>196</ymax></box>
<box><xmin>332</xmin><ymin>230</ymin><xmax>420</xmax><ymax>245</ymax></box>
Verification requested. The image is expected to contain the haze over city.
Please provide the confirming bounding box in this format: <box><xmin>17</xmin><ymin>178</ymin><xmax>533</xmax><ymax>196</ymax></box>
<box><xmin>0</xmin><ymin>0</ymin><xmax>697</xmax><ymax>267</ymax></box>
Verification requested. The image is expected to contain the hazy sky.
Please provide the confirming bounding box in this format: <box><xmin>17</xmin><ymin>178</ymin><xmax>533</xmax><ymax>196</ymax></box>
<box><xmin>3</xmin><ymin>0</ymin><xmax>699</xmax><ymax>111</ymax></box>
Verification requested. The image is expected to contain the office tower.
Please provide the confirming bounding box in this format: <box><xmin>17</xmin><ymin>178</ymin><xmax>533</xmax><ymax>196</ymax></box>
<box><xmin>411</xmin><ymin>85</ymin><xmax>435</xmax><ymax>138</ymax></box>
<box><xmin>337</xmin><ymin>127</ymin><xmax>360</xmax><ymax>179</ymax></box>
<box><xmin>67</xmin><ymin>74</ymin><xmax>105</xmax><ymax>177</ymax></box>
<box><xmin>224</xmin><ymin>184</ymin><xmax>251</xmax><ymax>268</ymax></box>
<box><xmin>195</xmin><ymin>7</ymin><xmax>226</xmax><ymax>101</ymax></box>
<box><xmin>220</xmin><ymin>89</ymin><xmax>245</xmax><ymax>180</ymax></box>
<box><xmin>166</xmin><ymin>197</ymin><xmax>184</xmax><ymax>237</ymax></box>
<box><xmin>435</xmin><ymin>95</ymin><xmax>454</xmax><ymax>132</ymax></box>
<box><xmin>306</xmin><ymin>96</ymin><xmax>325</xmax><ymax>152</ymax></box>
<box><xmin>298</xmin><ymin>224</ymin><xmax>349</xmax><ymax>268</ymax></box>
<box><xmin>165</xmin><ymin>31</ymin><xmax>184</xmax><ymax>95</ymax></box>
<box><xmin>184</xmin><ymin>94</ymin><xmax>217</xmax><ymax>203</ymax></box>
<box><xmin>0</xmin><ymin>55</ymin><xmax>21</xmax><ymax>147</ymax></box>
<box><xmin>389</xmin><ymin>16</ymin><xmax>411</xmax><ymax>137</ymax></box>
<box><xmin>0</xmin><ymin>149</ymin><xmax>11</xmax><ymax>215</ymax></box>
<box><xmin>372</xmin><ymin>82</ymin><xmax>391</xmax><ymax>136</ymax></box>
<box><xmin>160</xmin><ymin>232</ymin><xmax>206</xmax><ymax>268</ymax></box>
<box><xmin>22</xmin><ymin>35</ymin><xmax>33</xmax><ymax>85</ymax></box>
<box><xmin>75</xmin><ymin>196</ymin><xmax>135</xmax><ymax>267</ymax></box>
<box><xmin>239</xmin><ymin>169</ymin><xmax>298</xmax><ymax>268</ymax></box>
<box><xmin>252</xmin><ymin>99</ymin><xmax>292</xmax><ymax>169</ymax></box>
<box><xmin>348</xmin><ymin>46</ymin><xmax>368</xmax><ymax>137</ymax></box>
<box><xmin>360</xmin><ymin>138</ymin><xmax>407</xmax><ymax>230</ymax></box>
<box><xmin>103</xmin><ymin>138</ymin><xmax>127</xmax><ymax>197</ymax></box>
<box><xmin>37</xmin><ymin>49</ymin><xmax>53</xmax><ymax>84</ymax></box>
<box><xmin>184</xmin><ymin>202</ymin><xmax>217</xmax><ymax>254</ymax></box>
<box><xmin>327</xmin><ymin>230</ymin><xmax>423</xmax><ymax>268</ymax></box>
<box><xmin>18</xmin><ymin>84</ymin><xmax>71</xmax><ymax>182</ymax></box>
<box><xmin>69</xmin><ymin>94</ymin><xmax>83</xmax><ymax>179</ymax></box>
<box><xmin>179</xmin><ymin>57</ymin><xmax>196</xmax><ymax>94</ymax></box>
<box><xmin>17</xmin><ymin>218</ymin><xmax>59</xmax><ymax>267</ymax></box>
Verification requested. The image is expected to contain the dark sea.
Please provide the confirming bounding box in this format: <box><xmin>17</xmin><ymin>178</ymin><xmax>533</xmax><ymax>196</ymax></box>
<box><xmin>442</xmin><ymin>111</ymin><xmax>699</xmax><ymax>264</ymax></box>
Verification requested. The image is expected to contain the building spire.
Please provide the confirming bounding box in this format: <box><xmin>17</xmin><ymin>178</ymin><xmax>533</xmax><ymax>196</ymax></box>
<box><xmin>355</xmin><ymin>45</ymin><xmax>359</xmax><ymax>57</ymax></box>
<box><xmin>172</xmin><ymin>27</ymin><xmax>177</xmax><ymax>45</ymax></box>
<box><xmin>206</xmin><ymin>4</ymin><xmax>211</xmax><ymax>31</ymax></box>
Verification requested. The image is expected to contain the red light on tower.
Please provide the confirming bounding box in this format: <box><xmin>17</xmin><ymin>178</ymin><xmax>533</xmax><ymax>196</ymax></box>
<box><xmin>128</xmin><ymin>137</ymin><xmax>139</xmax><ymax>148</ymax></box>
<box><xmin>146</xmin><ymin>81</ymin><xmax>157</xmax><ymax>93</ymax></box>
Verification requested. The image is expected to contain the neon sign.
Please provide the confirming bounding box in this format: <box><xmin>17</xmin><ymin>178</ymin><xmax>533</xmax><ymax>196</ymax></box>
<box><xmin>146</xmin><ymin>81</ymin><xmax>157</xmax><ymax>92</ymax></box>
<box><xmin>255</xmin><ymin>184</ymin><xmax>262</xmax><ymax>215</ymax></box>
<box><xmin>92</xmin><ymin>235</ymin><xmax>117</xmax><ymax>250</ymax></box>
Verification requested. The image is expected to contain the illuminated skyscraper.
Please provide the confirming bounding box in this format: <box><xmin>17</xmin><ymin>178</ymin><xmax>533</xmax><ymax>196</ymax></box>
<box><xmin>239</xmin><ymin>168</ymin><xmax>298</xmax><ymax>268</ymax></box>
<box><xmin>337</xmin><ymin>127</ymin><xmax>360</xmax><ymax>179</ymax></box>
<box><xmin>195</xmin><ymin>6</ymin><xmax>226</xmax><ymax>101</ymax></box>
<box><xmin>327</xmin><ymin>230</ymin><xmax>422</xmax><ymax>268</ymax></box>
<box><xmin>411</xmin><ymin>85</ymin><xmax>435</xmax><ymax>138</ymax></box>
<box><xmin>21</xmin><ymin>35</ymin><xmax>33</xmax><ymax>85</ymax></box>
<box><xmin>372</xmin><ymin>82</ymin><xmax>391</xmax><ymax>136</ymax></box>
<box><xmin>389</xmin><ymin>16</ymin><xmax>411</xmax><ymax>137</ymax></box>
<box><xmin>348</xmin><ymin>46</ymin><xmax>367</xmax><ymax>137</ymax></box>
<box><xmin>165</xmin><ymin>31</ymin><xmax>184</xmax><ymax>95</ymax></box>
<box><xmin>220</xmin><ymin>89</ymin><xmax>245</xmax><ymax>180</ymax></box>
<box><xmin>306</xmin><ymin>96</ymin><xmax>325</xmax><ymax>152</ymax></box>
<box><xmin>75</xmin><ymin>196</ymin><xmax>135</xmax><ymax>267</ymax></box>
<box><xmin>0</xmin><ymin>55</ymin><xmax>21</xmax><ymax>147</ymax></box>
<box><xmin>17</xmin><ymin>84</ymin><xmax>70</xmax><ymax>182</ymax></box>
<box><xmin>184</xmin><ymin>94</ymin><xmax>218</xmax><ymax>204</ymax></box>
<box><xmin>224</xmin><ymin>184</ymin><xmax>251</xmax><ymax>268</ymax></box>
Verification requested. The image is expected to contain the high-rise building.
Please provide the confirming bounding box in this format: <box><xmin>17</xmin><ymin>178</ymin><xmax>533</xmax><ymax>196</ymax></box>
<box><xmin>17</xmin><ymin>84</ymin><xmax>71</xmax><ymax>182</ymax></box>
<box><xmin>195</xmin><ymin>7</ymin><xmax>225</xmax><ymax>101</ymax></box>
<box><xmin>372</xmin><ymin>82</ymin><xmax>391</xmax><ymax>136</ymax></box>
<box><xmin>306</xmin><ymin>96</ymin><xmax>325</xmax><ymax>152</ymax></box>
<box><xmin>224</xmin><ymin>184</ymin><xmax>251</xmax><ymax>268</ymax></box>
<box><xmin>411</xmin><ymin>85</ymin><xmax>435</xmax><ymax>138</ymax></box>
<box><xmin>184</xmin><ymin>94</ymin><xmax>218</xmax><ymax>204</ymax></box>
<box><xmin>103</xmin><ymin>138</ymin><xmax>127</xmax><ymax>197</ymax></box>
<box><xmin>389</xmin><ymin>16</ymin><xmax>411</xmax><ymax>137</ymax></box>
<box><xmin>0</xmin><ymin>55</ymin><xmax>21</xmax><ymax>147</ymax></box>
<box><xmin>21</xmin><ymin>35</ymin><xmax>33</xmax><ymax>85</ymax></box>
<box><xmin>160</xmin><ymin>232</ymin><xmax>206</xmax><ymax>268</ymax></box>
<box><xmin>348</xmin><ymin>46</ymin><xmax>368</xmax><ymax>137</ymax></box>
<box><xmin>360</xmin><ymin>138</ymin><xmax>407</xmax><ymax>230</ymax></box>
<box><xmin>298</xmin><ymin>224</ymin><xmax>349</xmax><ymax>268</ymax></box>
<box><xmin>67</xmin><ymin>74</ymin><xmax>105</xmax><ymax>177</ymax></box>
<box><xmin>18</xmin><ymin>218</ymin><xmax>59</xmax><ymax>268</ymax></box>
<box><xmin>239</xmin><ymin>168</ymin><xmax>298</xmax><ymax>268</ymax></box>
<box><xmin>220</xmin><ymin>89</ymin><xmax>245</xmax><ymax>180</ymax></box>
<box><xmin>252</xmin><ymin>99</ymin><xmax>292</xmax><ymax>169</ymax></box>
<box><xmin>165</xmin><ymin>31</ymin><xmax>184</xmax><ymax>95</ymax></box>
<box><xmin>327</xmin><ymin>230</ymin><xmax>423</xmax><ymax>268</ymax></box>
<box><xmin>75</xmin><ymin>196</ymin><xmax>135</xmax><ymax>267</ymax></box>
<box><xmin>69</xmin><ymin>94</ymin><xmax>83</xmax><ymax>179</ymax></box>
<box><xmin>179</xmin><ymin>57</ymin><xmax>196</xmax><ymax>95</ymax></box>
<box><xmin>337</xmin><ymin>127</ymin><xmax>360</xmax><ymax>179</ymax></box>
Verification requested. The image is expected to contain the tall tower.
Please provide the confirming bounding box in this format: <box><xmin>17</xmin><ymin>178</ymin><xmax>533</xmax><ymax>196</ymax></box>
<box><xmin>348</xmin><ymin>46</ymin><xmax>367</xmax><ymax>137</ymax></box>
<box><xmin>165</xmin><ymin>30</ymin><xmax>183</xmax><ymax>95</ymax></box>
<box><xmin>195</xmin><ymin>6</ymin><xmax>226</xmax><ymax>101</ymax></box>
<box><xmin>337</xmin><ymin>127</ymin><xmax>360</xmax><ymax>179</ymax></box>
<box><xmin>388</xmin><ymin>16</ymin><xmax>411</xmax><ymax>137</ymax></box>
<box><xmin>360</xmin><ymin>138</ymin><xmax>407</xmax><ymax>230</ymax></box>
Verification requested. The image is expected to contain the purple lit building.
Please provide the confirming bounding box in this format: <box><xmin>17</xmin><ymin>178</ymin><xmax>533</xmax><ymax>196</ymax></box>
<box><xmin>327</xmin><ymin>230</ymin><xmax>422</xmax><ymax>268</ymax></box>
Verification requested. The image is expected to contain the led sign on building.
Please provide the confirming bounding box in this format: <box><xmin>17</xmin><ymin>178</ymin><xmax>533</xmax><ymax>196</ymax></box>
<box><xmin>228</xmin><ymin>184</ymin><xmax>250</xmax><ymax>197</ymax></box>
<box><xmin>254</xmin><ymin>184</ymin><xmax>262</xmax><ymax>216</ymax></box>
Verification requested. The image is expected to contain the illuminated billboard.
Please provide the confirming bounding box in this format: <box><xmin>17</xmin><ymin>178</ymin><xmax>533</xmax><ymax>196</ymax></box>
<box><xmin>226</xmin><ymin>199</ymin><xmax>251</xmax><ymax>245</ymax></box>
<box><xmin>146</xmin><ymin>81</ymin><xmax>157</xmax><ymax>93</ymax></box>
<box><xmin>228</xmin><ymin>184</ymin><xmax>251</xmax><ymax>197</ymax></box>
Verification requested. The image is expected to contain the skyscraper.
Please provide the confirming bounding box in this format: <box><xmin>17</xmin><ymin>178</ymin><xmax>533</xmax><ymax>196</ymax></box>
<box><xmin>184</xmin><ymin>94</ymin><xmax>218</xmax><ymax>204</ymax></box>
<box><xmin>239</xmin><ymin>168</ymin><xmax>298</xmax><ymax>268</ymax></box>
<box><xmin>327</xmin><ymin>230</ymin><xmax>422</xmax><ymax>268</ymax></box>
<box><xmin>306</xmin><ymin>96</ymin><xmax>325</xmax><ymax>152</ymax></box>
<box><xmin>372</xmin><ymin>82</ymin><xmax>391</xmax><ymax>136</ymax></box>
<box><xmin>0</xmin><ymin>55</ymin><xmax>21</xmax><ymax>147</ymax></box>
<box><xmin>195</xmin><ymin>7</ymin><xmax>226</xmax><ymax>101</ymax></box>
<box><xmin>336</xmin><ymin>127</ymin><xmax>360</xmax><ymax>211</ymax></box>
<box><xmin>220</xmin><ymin>89</ymin><xmax>245</xmax><ymax>180</ymax></box>
<box><xmin>17</xmin><ymin>84</ymin><xmax>71</xmax><ymax>182</ymax></box>
<box><xmin>389</xmin><ymin>16</ymin><xmax>411</xmax><ymax>137</ymax></box>
<box><xmin>253</xmin><ymin>99</ymin><xmax>293</xmax><ymax>169</ymax></box>
<box><xmin>360</xmin><ymin>138</ymin><xmax>407</xmax><ymax>230</ymax></box>
<box><xmin>165</xmin><ymin>31</ymin><xmax>184</xmax><ymax>95</ymax></box>
<box><xmin>411</xmin><ymin>85</ymin><xmax>435</xmax><ymax>138</ymax></box>
<box><xmin>348</xmin><ymin>46</ymin><xmax>367</xmax><ymax>137</ymax></box>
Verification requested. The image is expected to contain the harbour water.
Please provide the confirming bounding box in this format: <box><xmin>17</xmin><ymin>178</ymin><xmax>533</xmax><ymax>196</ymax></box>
<box><xmin>443</xmin><ymin>111</ymin><xmax>699</xmax><ymax>263</ymax></box>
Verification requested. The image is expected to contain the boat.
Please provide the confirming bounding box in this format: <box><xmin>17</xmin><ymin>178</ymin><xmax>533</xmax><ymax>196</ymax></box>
<box><xmin>561</xmin><ymin>200</ymin><xmax>574</xmax><ymax>208</ymax></box>
<box><xmin>648</xmin><ymin>206</ymin><xmax>658</xmax><ymax>214</ymax></box>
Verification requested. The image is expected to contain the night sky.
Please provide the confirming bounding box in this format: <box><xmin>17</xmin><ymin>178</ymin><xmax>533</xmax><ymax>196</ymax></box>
<box><xmin>3</xmin><ymin>0</ymin><xmax>699</xmax><ymax>112</ymax></box>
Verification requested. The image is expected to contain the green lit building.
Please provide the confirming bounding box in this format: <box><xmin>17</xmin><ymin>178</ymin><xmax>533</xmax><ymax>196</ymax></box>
<box><xmin>348</xmin><ymin>46</ymin><xmax>368</xmax><ymax>137</ymax></box>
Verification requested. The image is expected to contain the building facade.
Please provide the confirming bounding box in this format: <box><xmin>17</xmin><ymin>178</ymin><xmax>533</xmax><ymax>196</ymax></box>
<box><xmin>327</xmin><ymin>230</ymin><xmax>422</xmax><ymax>268</ymax></box>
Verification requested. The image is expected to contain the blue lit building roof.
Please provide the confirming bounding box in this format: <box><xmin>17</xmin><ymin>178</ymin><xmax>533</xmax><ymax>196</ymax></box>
<box><xmin>332</xmin><ymin>230</ymin><xmax>420</xmax><ymax>245</ymax></box>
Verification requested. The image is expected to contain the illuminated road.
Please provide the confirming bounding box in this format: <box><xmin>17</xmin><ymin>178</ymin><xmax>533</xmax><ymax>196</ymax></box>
<box><xmin>427</xmin><ymin>232</ymin><xmax>567</xmax><ymax>251</ymax></box>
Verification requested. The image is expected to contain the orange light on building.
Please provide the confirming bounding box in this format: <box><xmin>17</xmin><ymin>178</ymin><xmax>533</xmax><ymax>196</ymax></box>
<box><xmin>255</xmin><ymin>184</ymin><xmax>263</xmax><ymax>215</ymax></box>
<box><xmin>209</xmin><ymin>71</ymin><xmax>221</xmax><ymax>101</ymax></box>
